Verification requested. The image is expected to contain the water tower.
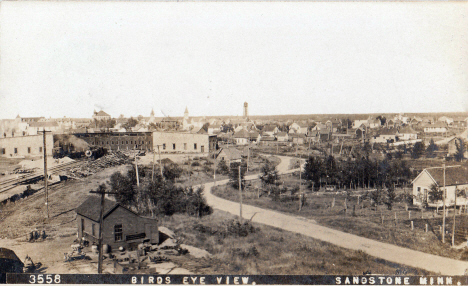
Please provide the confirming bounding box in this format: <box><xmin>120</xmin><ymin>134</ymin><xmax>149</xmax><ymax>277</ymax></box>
<box><xmin>243</xmin><ymin>102</ymin><xmax>248</xmax><ymax>118</ymax></box>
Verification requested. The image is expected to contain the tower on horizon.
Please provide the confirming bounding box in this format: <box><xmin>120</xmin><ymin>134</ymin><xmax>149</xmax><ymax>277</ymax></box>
<box><xmin>243</xmin><ymin>102</ymin><xmax>248</xmax><ymax>118</ymax></box>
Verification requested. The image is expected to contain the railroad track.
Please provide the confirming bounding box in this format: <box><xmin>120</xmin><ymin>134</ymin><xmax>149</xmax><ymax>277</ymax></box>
<box><xmin>0</xmin><ymin>161</ymin><xmax>83</xmax><ymax>194</ymax></box>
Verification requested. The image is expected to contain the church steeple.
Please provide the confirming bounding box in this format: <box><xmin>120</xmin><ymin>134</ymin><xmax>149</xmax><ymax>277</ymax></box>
<box><xmin>150</xmin><ymin>108</ymin><xmax>155</xmax><ymax>117</ymax></box>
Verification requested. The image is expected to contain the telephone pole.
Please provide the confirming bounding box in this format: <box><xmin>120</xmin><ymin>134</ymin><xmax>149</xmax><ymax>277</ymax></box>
<box><xmin>426</xmin><ymin>164</ymin><xmax>461</xmax><ymax>243</ymax></box>
<box><xmin>299</xmin><ymin>162</ymin><xmax>303</xmax><ymax>211</ymax></box>
<box><xmin>238</xmin><ymin>164</ymin><xmax>243</xmax><ymax>222</ymax></box>
<box><xmin>89</xmin><ymin>187</ymin><xmax>118</xmax><ymax>274</ymax></box>
<box><xmin>38</xmin><ymin>129</ymin><xmax>51</xmax><ymax>219</ymax></box>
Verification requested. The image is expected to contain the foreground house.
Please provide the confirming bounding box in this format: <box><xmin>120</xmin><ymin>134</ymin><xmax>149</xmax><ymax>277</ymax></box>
<box><xmin>76</xmin><ymin>196</ymin><xmax>159</xmax><ymax>250</ymax></box>
<box><xmin>411</xmin><ymin>167</ymin><xmax>468</xmax><ymax>207</ymax></box>
<box><xmin>216</xmin><ymin>148</ymin><xmax>242</xmax><ymax>165</ymax></box>
<box><xmin>0</xmin><ymin>248</ymin><xmax>23</xmax><ymax>274</ymax></box>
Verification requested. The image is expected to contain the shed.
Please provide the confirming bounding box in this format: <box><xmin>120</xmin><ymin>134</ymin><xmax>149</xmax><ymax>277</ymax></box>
<box><xmin>76</xmin><ymin>196</ymin><xmax>158</xmax><ymax>250</ymax></box>
<box><xmin>0</xmin><ymin>248</ymin><xmax>23</xmax><ymax>274</ymax></box>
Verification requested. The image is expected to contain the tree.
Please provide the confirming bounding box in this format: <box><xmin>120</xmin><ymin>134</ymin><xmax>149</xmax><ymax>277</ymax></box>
<box><xmin>384</xmin><ymin>184</ymin><xmax>396</xmax><ymax>210</ymax></box>
<box><xmin>109</xmin><ymin>171</ymin><xmax>137</xmax><ymax>206</ymax></box>
<box><xmin>124</xmin><ymin>117</ymin><xmax>139</xmax><ymax>130</ymax></box>
<box><xmin>303</xmin><ymin>156</ymin><xmax>323</xmax><ymax>190</ymax></box>
<box><xmin>455</xmin><ymin>138</ymin><xmax>465</xmax><ymax>162</ymax></box>
<box><xmin>229</xmin><ymin>162</ymin><xmax>246</xmax><ymax>190</ymax></box>
<box><xmin>411</xmin><ymin>142</ymin><xmax>425</xmax><ymax>159</ymax></box>
<box><xmin>259</xmin><ymin>161</ymin><xmax>279</xmax><ymax>186</ymax></box>
<box><xmin>428</xmin><ymin>183</ymin><xmax>443</xmax><ymax>203</ymax></box>
<box><xmin>162</xmin><ymin>162</ymin><xmax>183</xmax><ymax>182</ymax></box>
<box><xmin>426</xmin><ymin>138</ymin><xmax>438</xmax><ymax>158</ymax></box>
<box><xmin>376</xmin><ymin>115</ymin><xmax>386</xmax><ymax>126</ymax></box>
<box><xmin>217</xmin><ymin>159</ymin><xmax>230</xmax><ymax>175</ymax></box>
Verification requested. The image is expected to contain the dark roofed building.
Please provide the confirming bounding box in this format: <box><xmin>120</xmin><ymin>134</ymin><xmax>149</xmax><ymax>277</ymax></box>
<box><xmin>76</xmin><ymin>196</ymin><xmax>158</xmax><ymax>250</ymax></box>
<box><xmin>0</xmin><ymin>248</ymin><xmax>23</xmax><ymax>275</ymax></box>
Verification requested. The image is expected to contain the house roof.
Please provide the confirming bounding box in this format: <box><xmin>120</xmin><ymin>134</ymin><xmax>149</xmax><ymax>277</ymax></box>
<box><xmin>276</xmin><ymin>132</ymin><xmax>288</xmax><ymax>137</ymax></box>
<box><xmin>0</xmin><ymin>248</ymin><xmax>22</xmax><ymax>263</ymax></box>
<box><xmin>218</xmin><ymin>148</ymin><xmax>242</xmax><ymax>160</ymax></box>
<box><xmin>398</xmin><ymin>126</ymin><xmax>417</xmax><ymax>134</ymax></box>
<box><xmin>421</xmin><ymin>167</ymin><xmax>468</xmax><ymax>186</ymax></box>
<box><xmin>263</xmin><ymin>125</ymin><xmax>277</xmax><ymax>132</ymax></box>
<box><xmin>426</xmin><ymin>122</ymin><xmax>447</xmax><ymax>128</ymax></box>
<box><xmin>379</xmin><ymin>128</ymin><xmax>398</xmax><ymax>136</ymax></box>
<box><xmin>95</xmin><ymin>111</ymin><xmax>111</xmax><ymax>117</ymax></box>
<box><xmin>233</xmin><ymin>129</ymin><xmax>249</xmax><ymax>138</ymax></box>
<box><xmin>29</xmin><ymin>121</ymin><xmax>59</xmax><ymax>128</ymax></box>
<box><xmin>76</xmin><ymin>196</ymin><xmax>121</xmax><ymax>222</ymax></box>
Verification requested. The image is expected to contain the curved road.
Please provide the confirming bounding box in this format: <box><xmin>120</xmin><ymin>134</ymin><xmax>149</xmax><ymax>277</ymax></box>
<box><xmin>203</xmin><ymin>155</ymin><xmax>468</xmax><ymax>275</ymax></box>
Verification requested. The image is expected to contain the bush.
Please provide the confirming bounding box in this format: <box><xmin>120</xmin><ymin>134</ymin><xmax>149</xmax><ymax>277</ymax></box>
<box><xmin>191</xmin><ymin>161</ymin><xmax>200</xmax><ymax>167</ymax></box>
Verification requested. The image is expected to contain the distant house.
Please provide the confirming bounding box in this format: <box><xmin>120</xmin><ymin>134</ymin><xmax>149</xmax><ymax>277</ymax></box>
<box><xmin>260</xmin><ymin>134</ymin><xmax>276</xmax><ymax>145</ymax></box>
<box><xmin>290</xmin><ymin>134</ymin><xmax>306</xmax><ymax>144</ymax></box>
<box><xmin>370</xmin><ymin>128</ymin><xmax>399</xmax><ymax>143</ymax></box>
<box><xmin>216</xmin><ymin>148</ymin><xmax>242</xmax><ymax>165</ymax></box>
<box><xmin>27</xmin><ymin>121</ymin><xmax>59</xmax><ymax>135</ymax></box>
<box><xmin>76</xmin><ymin>196</ymin><xmax>159</xmax><ymax>250</ymax></box>
<box><xmin>275</xmin><ymin>132</ymin><xmax>289</xmax><ymax>142</ymax></box>
<box><xmin>352</xmin><ymin>119</ymin><xmax>369</xmax><ymax>129</ymax></box>
<box><xmin>438</xmin><ymin>116</ymin><xmax>454</xmax><ymax>125</ymax></box>
<box><xmin>262</xmin><ymin>125</ymin><xmax>279</xmax><ymax>137</ymax></box>
<box><xmin>368</xmin><ymin>119</ymin><xmax>381</xmax><ymax>129</ymax></box>
<box><xmin>423</xmin><ymin>122</ymin><xmax>448</xmax><ymax>134</ymax></box>
<box><xmin>411</xmin><ymin>167</ymin><xmax>468</xmax><ymax>207</ymax></box>
<box><xmin>289</xmin><ymin>122</ymin><xmax>308</xmax><ymax>135</ymax></box>
<box><xmin>398</xmin><ymin>126</ymin><xmax>418</xmax><ymax>141</ymax></box>
<box><xmin>92</xmin><ymin>110</ymin><xmax>111</xmax><ymax>121</ymax></box>
<box><xmin>233</xmin><ymin>129</ymin><xmax>250</xmax><ymax>145</ymax></box>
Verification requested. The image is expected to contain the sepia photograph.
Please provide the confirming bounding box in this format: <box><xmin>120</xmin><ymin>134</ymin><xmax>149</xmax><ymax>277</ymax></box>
<box><xmin>0</xmin><ymin>1</ymin><xmax>467</xmax><ymax>284</ymax></box>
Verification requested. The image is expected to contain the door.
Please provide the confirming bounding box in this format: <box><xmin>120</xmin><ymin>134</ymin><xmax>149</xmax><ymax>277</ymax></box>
<box><xmin>145</xmin><ymin>224</ymin><xmax>159</xmax><ymax>244</ymax></box>
<box><xmin>201</xmin><ymin>145</ymin><xmax>204</xmax><ymax>153</ymax></box>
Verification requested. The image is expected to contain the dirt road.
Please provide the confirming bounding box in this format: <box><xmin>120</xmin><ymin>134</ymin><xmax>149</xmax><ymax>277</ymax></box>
<box><xmin>203</xmin><ymin>155</ymin><xmax>468</xmax><ymax>275</ymax></box>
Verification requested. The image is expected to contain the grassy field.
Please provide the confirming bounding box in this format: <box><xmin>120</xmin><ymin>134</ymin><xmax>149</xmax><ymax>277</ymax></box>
<box><xmin>159</xmin><ymin>211</ymin><xmax>431</xmax><ymax>275</ymax></box>
<box><xmin>212</xmin><ymin>176</ymin><xmax>468</xmax><ymax>261</ymax></box>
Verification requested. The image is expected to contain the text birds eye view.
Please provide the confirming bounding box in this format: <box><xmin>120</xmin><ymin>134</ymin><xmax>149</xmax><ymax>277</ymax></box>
<box><xmin>2</xmin><ymin>104</ymin><xmax>468</xmax><ymax>278</ymax></box>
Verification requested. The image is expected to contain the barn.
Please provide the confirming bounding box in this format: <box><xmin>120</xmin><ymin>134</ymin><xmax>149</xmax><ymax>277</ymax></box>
<box><xmin>76</xmin><ymin>196</ymin><xmax>158</xmax><ymax>250</ymax></box>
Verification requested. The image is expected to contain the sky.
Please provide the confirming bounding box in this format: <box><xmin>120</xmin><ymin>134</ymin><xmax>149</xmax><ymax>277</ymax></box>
<box><xmin>0</xmin><ymin>2</ymin><xmax>467</xmax><ymax>119</ymax></box>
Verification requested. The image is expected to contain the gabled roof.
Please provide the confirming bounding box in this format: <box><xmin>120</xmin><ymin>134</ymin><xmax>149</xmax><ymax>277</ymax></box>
<box><xmin>95</xmin><ymin>111</ymin><xmax>110</xmax><ymax>117</ymax></box>
<box><xmin>76</xmin><ymin>196</ymin><xmax>128</xmax><ymax>222</ymax></box>
<box><xmin>398</xmin><ymin>126</ymin><xmax>417</xmax><ymax>134</ymax></box>
<box><xmin>413</xmin><ymin>167</ymin><xmax>468</xmax><ymax>187</ymax></box>
<box><xmin>233</xmin><ymin>129</ymin><xmax>250</xmax><ymax>138</ymax></box>
<box><xmin>378</xmin><ymin>128</ymin><xmax>398</xmax><ymax>136</ymax></box>
<box><xmin>218</xmin><ymin>148</ymin><xmax>242</xmax><ymax>160</ymax></box>
<box><xmin>276</xmin><ymin>132</ymin><xmax>288</xmax><ymax>137</ymax></box>
<box><xmin>0</xmin><ymin>248</ymin><xmax>22</xmax><ymax>262</ymax></box>
<box><xmin>263</xmin><ymin>125</ymin><xmax>277</xmax><ymax>132</ymax></box>
<box><xmin>425</xmin><ymin>122</ymin><xmax>447</xmax><ymax>128</ymax></box>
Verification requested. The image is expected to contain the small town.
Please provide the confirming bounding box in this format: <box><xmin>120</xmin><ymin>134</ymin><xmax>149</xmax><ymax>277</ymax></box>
<box><xmin>1</xmin><ymin>105</ymin><xmax>468</xmax><ymax>277</ymax></box>
<box><xmin>0</xmin><ymin>1</ymin><xmax>467</xmax><ymax>284</ymax></box>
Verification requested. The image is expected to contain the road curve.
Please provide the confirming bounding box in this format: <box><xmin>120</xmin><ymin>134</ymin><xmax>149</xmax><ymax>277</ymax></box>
<box><xmin>202</xmin><ymin>155</ymin><xmax>468</xmax><ymax>275</ymax></box>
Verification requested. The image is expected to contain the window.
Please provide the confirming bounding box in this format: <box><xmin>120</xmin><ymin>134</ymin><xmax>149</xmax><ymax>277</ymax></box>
<box><xmin>184</xmin><ymin>143</ymin><xmax>187</xmax><ymax>150</ymax></box>
<box><xmin>81</xmin><ymin>219</ymin><xmax>85</xmax><ymax>235</ymax></box>
<box><xmin>114</xmin><ymin>224</ymin><xmax>123</xmax><ymax>241</ymax></box>
<box><xmin>173</xmin><ymin>143</ymin><xmax>176</xmax><ymax>150</ymax></box>
<box><xmin>126</xmin><ymin>141</ymin><xmax>128</xmax><ymax>144</ymax></box>
<box><xmin>39</xmin><ymin>147</ymin><xmax>42</xmax><ymax>152</ymax></box>
<box><xmin>1</xmin><ymin>148</ymin><xmax>5</xmax><ymax>155</ymax></box>
<box><xmin>28</xmin><ymin>147</ymin><xmax>31</xmax><ymax>154</ymax></box>
<box><xmin>131</xmin><ymin>141</ymin><xmax>133</xmax><ymax>144</ymax></box>
<box><xmin>14</xmin><ymin>148</ymin><xmax>17</xmax><ymax>154</ymax></box>
<box><xmin>163</xmin><ymin>144</ymin><xmax>166</xmax><ymax>150</ymax></box>
<box><xmin>92</xmin><ymin>224</ymin><xmax>96</xmax><ymax>236</ymax></box>
<box><xmin>194</xmin><ymin>143</ymin><xmax>197</xmax><ymax>150</ymax></box>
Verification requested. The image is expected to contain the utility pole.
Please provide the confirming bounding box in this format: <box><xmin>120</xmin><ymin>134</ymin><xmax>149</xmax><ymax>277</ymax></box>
<box><xmin>89</xmin><ymin>187</ymin><xmax>118</xmax><ymax>274</ymax></box>
<box><xmin>443</xmin><ymin>163</ymin><xmax>446</xmax><ymax>243</ymax></box>
<box><xmin>426</xmin><ymin>164</ymin><xmax>461</xmax><ymax>243</ymax></box>
<box><xmin>238</xmin><ymin>164</ymin><xmax>243</xmax><ymax>222</ymax></box>
<box><xmin>246</xmin><ymin>146</ymin><xmax>250</xmax><ymax>173</ymax></box>
<box><xmin>213</xmin><ymin>149</ymin><xmax>217</xmax><ymax>185</ymax></box>
<box><xmin>151</xmin><ymin>149</ymin><xmax>156</xmax><ymax>182</ymax></box>
<box><xmin>299</xmin><ymin>162</ymin><xmax>303</xmax><ymax>211</ymax></box>
<box><xmin>38</xmin><ymin>129</ymin><xmax>51</xmax><ymax>219</ymax></box>
<box><xmin>135</xmin><ymin>153</ymin><xmax>139</xmax><ymax>187</ymax></box>
<box><xmin>453</xmin><ymin>187</ymin><xmax>458</xmax><ymax>246</ymax></box>
<box><xmin>157</xmin><ymin>145</ymin><xmax>163</xmax><ymax>179</ymax></box>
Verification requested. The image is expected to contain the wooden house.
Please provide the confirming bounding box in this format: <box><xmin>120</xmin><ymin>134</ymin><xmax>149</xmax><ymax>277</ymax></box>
<box><xmin>411</xmin><ymin>167</ymin><xmax>468</xmax><ymax>207</ymax></box>
<box><xmin>76</xmin><ymin>196</ymin><xmax>158</xmax><ymax>250</ymax></box>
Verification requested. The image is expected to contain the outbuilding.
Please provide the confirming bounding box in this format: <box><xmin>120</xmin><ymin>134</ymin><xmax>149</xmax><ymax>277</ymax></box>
<box><xmin>76</xmin><ymin>196</ymin><xmax>159</xmax><ymax>250</ymax></box>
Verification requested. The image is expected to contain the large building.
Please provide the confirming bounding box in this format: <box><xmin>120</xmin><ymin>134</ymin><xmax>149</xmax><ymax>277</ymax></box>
<box><xmin>74</xmin><ymin>132</ymin><xmax>153</xmax><ymax>151</ymax></box>
<box><xmin>0</xmin><ymin>134</ymin><xmax>53</xmax><ymax>158</ymax></box>
<box><xmin>73</xmin><ymin>131</ymin><xmax>217</xmax><ymax>153</ymax></box>
<box><xmin>153</xmin><ymin>131</ymin><xmax>217</xmax><ymax>153</ymax></box>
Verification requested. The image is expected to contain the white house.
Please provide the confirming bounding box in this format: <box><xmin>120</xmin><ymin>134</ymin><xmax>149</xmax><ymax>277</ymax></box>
<box><xmin>370</xmin><ymin>128</ymin><xmax>399</xmax><ymax>143</ymax></box>
<box><xmin>411</xmin><ymin>167</ymin><xmax>468</xmax><ymax>207</ymax></box>
<box><xmin>398</xmin><ymin>126</ymin><xmax>418</xmax><ymax>141</ymax></box>
<box><xmin>423</xmin><ymin>122</ymin><xmax>448</xmax><ymax>134</ymax></box>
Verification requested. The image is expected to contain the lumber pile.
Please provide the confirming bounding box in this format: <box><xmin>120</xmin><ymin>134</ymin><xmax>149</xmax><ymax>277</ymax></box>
<box><xmin>66</xmin><ymin>151</ymin><xmax>131</xmax><ymax>178</ymax></box>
